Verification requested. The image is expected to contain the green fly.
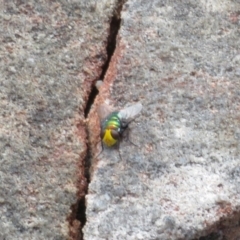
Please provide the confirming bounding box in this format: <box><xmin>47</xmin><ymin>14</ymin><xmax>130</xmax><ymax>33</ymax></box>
<box><xmin>97</xmin><ymin>102</ymin><xmax>143</xmax><ymax>158</ymax></box>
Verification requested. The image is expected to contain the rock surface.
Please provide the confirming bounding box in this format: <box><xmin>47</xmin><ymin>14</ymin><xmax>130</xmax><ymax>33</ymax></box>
<box><xmin>0</xmin><ymin>1</ymin><xmax>117</xmax><ymax>239</ymax></box>
<box><xmin>84</xmin><ymin>0</ymin><xmax>240</xmax><ymax>239</ymax></box>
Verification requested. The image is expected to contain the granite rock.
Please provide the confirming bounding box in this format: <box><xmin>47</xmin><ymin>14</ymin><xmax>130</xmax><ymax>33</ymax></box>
<box><xmin>84</xmin><ymin>0</ymin><xmax>240</xmax><ymax>239</ymax></box>
<box><xmin>0</xmin><ymin>1</ymin><xmax>117</xmax><ymax>239</ymax></box>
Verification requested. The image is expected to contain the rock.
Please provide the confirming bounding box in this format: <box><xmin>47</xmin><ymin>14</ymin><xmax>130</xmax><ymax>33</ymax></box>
<box><xmin>84</xmin><ymin>0</ymin><xmax>240</xmax><ymax>239</ymax></box>
<box><xmin>0</xmin><ymin>0</ymin><xmax>117</xmax><ymax>239</ymax></box>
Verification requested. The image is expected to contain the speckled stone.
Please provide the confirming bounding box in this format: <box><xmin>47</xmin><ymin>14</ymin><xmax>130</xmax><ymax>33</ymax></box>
<box><xmin>84</xmin><ymin>0</ymin><xmax>240</xmax><ymax>239</ymax></box>
<box><xmin>0</xmin><ymin>1</ymin><xmax>117</xmax><ymax>239</ymax></box>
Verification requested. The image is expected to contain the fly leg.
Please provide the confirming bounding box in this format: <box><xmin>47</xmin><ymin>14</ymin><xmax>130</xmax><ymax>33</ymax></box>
<box><xmin>95</xmin><ymin>140</ymin><xmax>104</xmax><ymax>159</ymax></box>
<box><xmin>116</xmin><ymin>141</ymin><xmax>123</xmax><ymax>161</ymax></box>
<box><xmin>116</xmin><ymin>141</ymin><xmax>129</xmax><ymax>170</ymax></box>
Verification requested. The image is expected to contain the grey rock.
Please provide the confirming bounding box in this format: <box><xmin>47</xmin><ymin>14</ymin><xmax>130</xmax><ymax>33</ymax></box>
<box><xmin>0</xmin><ymin>0</ymin><xmax>117</xmax><ymax>239</ymax></box>
<box><xmin>85</xmin><ymin>0</ymin><xmax>240</xmax><ymax>239</ymax></box>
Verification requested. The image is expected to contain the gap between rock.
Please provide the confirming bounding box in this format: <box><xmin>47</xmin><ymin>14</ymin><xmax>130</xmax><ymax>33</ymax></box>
<box><xmin>70</xmin><ymin>1</ymin><xmax>127</xmax><ymax>240</ymax></box>
<box><xmin>84</xmin><ymin>0</ymin><xmax>126</xmax><ymax>118</ymax></box>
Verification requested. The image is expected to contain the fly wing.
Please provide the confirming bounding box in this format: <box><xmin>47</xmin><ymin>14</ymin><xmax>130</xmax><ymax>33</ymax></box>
<box><xmin>118</xmin><ymin>102</ymin><xmax>142</xmax><ymax>123</ymax></box>
<box><xmin>97</xmin><ymin>102</ymin><xmax>115</xmax><ymax>120</ymax></box>
<box><xmin>95</xmin><ymin>81</ymin><xmax>115</xmax><ymax>120</ymax></box>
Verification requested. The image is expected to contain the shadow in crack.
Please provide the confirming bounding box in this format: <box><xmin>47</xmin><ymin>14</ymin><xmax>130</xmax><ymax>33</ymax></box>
<box><xmin>84</xmin><ymin>0</ymin><xmax>126</xmax><ymax>118</ymax></box>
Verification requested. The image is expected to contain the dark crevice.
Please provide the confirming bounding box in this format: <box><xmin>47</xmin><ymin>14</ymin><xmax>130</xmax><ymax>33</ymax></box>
<box><xmin>76</xmin><ymin>1</ymin><xmax>127</xmax><ymax>240</ymax></box>
<box><xmin>71</xmin><ymin>145</ymin><xmax>91</xmax><ymax>239</ymax></box>
<box><xmin>84</xmin><ymin>0</ymin><xmax>126</xmax><ymax>118</ymax></box>
<box><xmin>68</xmin><ymin>148</ymin><xmax>90</xmax><ymax>240</ymax></box>
<box><xmin>76</xmin><ymin>198</ymin><xmax>87</xmax><ymax>226</ymax></box>
<box><xmin>84</xmin><ymin>86</ymin><xmax>98</xmax><ymax>118</ymax></box>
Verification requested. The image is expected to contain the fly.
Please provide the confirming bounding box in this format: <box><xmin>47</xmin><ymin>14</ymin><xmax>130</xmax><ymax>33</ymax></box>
<box><xmin>97</xmin><ymin>102</ymin><xmax>143</xmax><ymax>160</ymax></box>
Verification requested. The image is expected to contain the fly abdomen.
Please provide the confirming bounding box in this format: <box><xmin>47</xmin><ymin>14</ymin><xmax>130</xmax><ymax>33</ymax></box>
<box><xmin>101</xmin><ymin>112</ymin><xmax>122</xmax><ymax>147</ymax></box>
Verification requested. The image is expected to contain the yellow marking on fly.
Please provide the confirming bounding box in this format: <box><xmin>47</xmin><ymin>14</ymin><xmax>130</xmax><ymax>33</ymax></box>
<box><xmin>102</xmin><ymin>129</ymin><xmax>117</xmax><ymax>147</ymax></box>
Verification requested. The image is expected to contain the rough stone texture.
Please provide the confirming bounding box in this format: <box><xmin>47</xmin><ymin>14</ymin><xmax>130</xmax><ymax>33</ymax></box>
<box><xmin>0</xmin><ymin>1</ymin><xmax>117</xmax><ymax>239</ymax></box>
<box><xmin>84</xmin><ymin>0</ymin><xmax>240</xmax><ymax>239</ymax></box>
